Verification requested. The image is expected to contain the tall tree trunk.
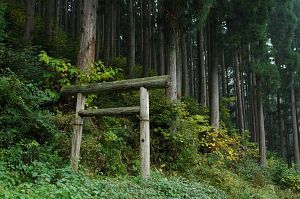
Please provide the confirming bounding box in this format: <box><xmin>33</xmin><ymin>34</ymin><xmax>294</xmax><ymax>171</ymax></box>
<box><xmin>64</xmin><ymin>0</ymin><xmax>68</xmax><ymax>32</ymax></box>
<box><xmin>197</xmin><ymin>27</ymin><xmax>207</xmax><ymax>106</ymax></box>
<box><xmin>77</xmin><ymin>0</ymin><xmax>98</xmax><ymax>70</ymax></box>
<box><xmin>284</xmin><ymin>98</ymin><xmax>292</xmax><ymax>168</ymax></box>
<box><xmin>182</xmin><ymin>34</ymin><xmax>188</xmax><ymax>97</ymax></box>
<box><xmin>208</xmin><ymin>17</ymin><xmax>219</xmax><ymax>128</ymax></box>
<box><xmin>127</xmin><ymin>0</ymin><xmax>135</xmax><ymax>78</ymax></box>
<box><xmin>234</xmin><ymin>51</ymin><xmax>245</xmax><ymax>134</ymax></box>
<box><xmin>277</xmin><ymin>94</ymin><xmax>285</xmax><ymax>159</ymax></box>
<box><xmin>167</xmin><ymin>31</ymin><xmax>177</xmax><ymax>101</ymax></box>
<box><xmin>142</xmin><ymin>0</ymin><xmax>150</xmax><ymax>77</ymax></box>
<box><xmin>72</xmin><ymin>0</ymin><xmax>98</xmax><ymax>171</ymax></box>
<box><xmin>159</xmin><ymin>30</ymin><xmax>165</xmax><ymax>75</ymax></box>
<box><xmin>221</xmin><ymin>50</ymin><xmax>226</xmax><ymax>97</ymax></box>
<box><xmin>116</xmin><ymin>5</ymin><xmax>121</xmax><ymax>57</ymax></box>
<box><xmin>138</xmin><ymin>0</ymin><xmax>143</xmax><ymax>65</ymax></box>
<box><xmin>44</xmin><ymin>0</ymin><xmax>54</xmax><ymax>43</ymax></box>
<box><xmin>70</xmin><ymin>1</ymin><xmax>76</xmax><ymax>37</ymax></box>
<box><xmin>104</xmin><ymin>0</ymin><xmax>111</xmax><ymax>66</ymax></box>
<box><xmin>291</xmin><ymin>85</ymin><xmax>300</xmax><ymax>171</ymax></box>
<box><xmin>176</xmin><ymin>32</ymin><xmax>182</xmax><ymax>97</ymax></box>
<box><xmin>110</xmin><ymin>3</ymin><xmax>116</xmax><ymax>58</ymax></box>
<box><xmin>258</xmin><ymin>83</ymin><xmax>267</xmax><ymax>167</ymax></box>
<box><xmin>24</xmin><ymin>0</ymin><xmax>35</xmax><ymax>43</ymax></box>
<box><xmin>75</xmin><ymin>0</ymin><xmax>81</xmax><ymax>38</ymax></box>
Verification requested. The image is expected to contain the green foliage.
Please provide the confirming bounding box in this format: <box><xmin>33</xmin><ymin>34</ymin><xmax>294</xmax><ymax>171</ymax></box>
<box><xmin>0</xmin><ymin>1</ymin><xmax>6</xmax><ymax>42</ymax></box>
<box><xmin>189</xmin><ymin>155</ymin><xmax>300</xmax><ymax>199</ymax></box>
<box><xmin>5</xmin><ymin>3</ymin><xmax>26</xmax><ymax>46</ymax></box>
<box><xmin>0</xmin><ymin>46</ymin><xmax>47</xmax><ymax>84</ymax></box>
<box><xmin>0</xmin><ymin>72</ymin><xmax>57</xmax><ymax>146</ymax></box>
<box><xmin>220</xmin><ymin>97</ymin><xmax>235</xmax><ymax>128</ymax></box>
<box><xmin>38</xmin><ymin>51</ymin><xmax>122</xmax><ymax>101</ymax></box>
<box><xmin>267</xmin><ymin>156</ymin><xmax>300</xmax><ymax>192</ymax></box>
<box><xmin>0</xmin><ymin>164</ymin><xmax>227</xmax><ymax>199</ymax></box>
<box><xmin>236</xmin><ymin>158</ymin><xmax>270</xmax><ymax>187</ymax></box>
<box><xmin>252</xmin><ymin>61</ymin><xmax>281</xmax><ymax>93</ymax></box>
<box><xmin>44</xmin><ymin>27</ymin><xmax>79</xmax><ymax>63</ymax></box>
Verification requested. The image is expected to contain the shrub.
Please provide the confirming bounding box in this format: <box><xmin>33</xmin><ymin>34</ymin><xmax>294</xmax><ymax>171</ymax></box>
<box><xmin>0</xmin><ymin>46</ymin><xmax>47</xmax><ymax>84</ymax></box>
<box><xmin>0</xmin><ymin>71</ymin><xmax>57</xmax><ymax>146</ymax></box>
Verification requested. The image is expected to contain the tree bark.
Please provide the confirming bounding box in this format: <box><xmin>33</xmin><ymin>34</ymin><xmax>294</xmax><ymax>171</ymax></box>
<box><xmin>71</xmin><ymin>0</ymin><xmax>98</xmax><ymax>172</ymax></box>
<box><xmin>208</xmin><ymin>17</ymin><xmax>219</xmax><ymax>128</ymax></box>
<box><xmin>77</xmin><ymin>0</ymin><xmax>98</xmax><ymax>70</ymax></box>
<box><xmin>182</xmin><ymin>33</ymin><xmax>188</xmax><ymax>97</ymax></box>
<box><xmin>176</xmin><ymin>32</ymin><xmax>182</xmax><ymax>97</ymax></box>
<box><xmin>24</xmin><ymin>0</ymin><xmax>35</xmax><ymax>43</ymax></box>
<box><xmin>44</xmin><ymin>0</ymin><xmax>54</xmax><ymax>43</ymax></box>
<box><xmin>142</xmin><ymin>0</ymin><xmax>150</xmax><ymax>77</ymax></box>
<box><xmin>104</xmin><ymin>0</ymin><xmax>111</xmax><ymax>66</ymax></box>
<box><xmin>197</xmin><ymin>28</ymin><xmax>207</xmax><ymax>106</ymax></box>
<box><xmin>291</xmin><ymin>85</ymin><xmax>300</xmax><ymax>171</ymax></box>
<box><xmin>127</xmin><ymin>0</ymin><xmax>135</xmax><ymax>78</ymax></box>
<box><xmin>167</xmin><ymin>32</ymin><xmax>177</xmax><ymax>101</ymax></box>
<box><xmin>234</xmin><ymin>51</ymin><xmax>245</xmax><ymax>134</ymax></box>
<box><xmin>159</xmin><ymin>30</ymin><xmax>165</xmax><ymax>75</ymax></box>
<box><xmin>257</xmin><ymin>80</ymin><xmax>267</xmax><ymax>167</ymax></box>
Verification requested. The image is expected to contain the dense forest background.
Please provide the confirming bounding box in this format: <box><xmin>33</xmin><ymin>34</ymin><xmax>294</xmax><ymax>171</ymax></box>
<box><xmin>2</xmin><ymin>0</ymin><xmax>300</xmax><ymax>198</ymax></box>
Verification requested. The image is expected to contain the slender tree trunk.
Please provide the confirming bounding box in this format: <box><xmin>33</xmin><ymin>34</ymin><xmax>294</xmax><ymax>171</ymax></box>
<box><xmin>116</xmin><ymin>5</ymin><xmax>121</xmax><ymax>57</ymax></box>
<box><xmin>181</xmin><ymin>33</ymin><xmax>188</xmax><ymax>97</ymax></box>
<box><xmin>221</xmin><ymin>50</ymin><xmax>226</xmax><ymax>97</ymax></box>
<box><xmin>142</xmin><ymin>0</ymin><xmax>150</xmax><ymax>77</ymax></box>
<box><xmin>208</xmin><ymin>17</ymin><xmax>219</xmax><ymax>128</ymax></box>
<box><xmin>110</xmin><ymin>3</ymin><xmax>116</xmax><ymax>58</ymax></box>
<box><xmin>24</xmin><ymin>0</ymin><xmax>35</xmax><ymax>43</ymax></box>
<box><xmin>75</xmin><ymin>0</ymin><xmax>81</xmax><ymax>38</ymax></box>
<box><xmin>138</xmin><ymin>0</ymin><xmax>143</xmax><ymax>65</ymax></box>
<box><xmin>104</xmin><ymin>0</ymin><xmax>111</xmax><ymax>66</ymax></box>
<box><xmin>284</xmin><ymin>98</ymin><xmax>292</xmax><ymax>168</ymax></box>
<box><xmin>127</xmin><ymin>0</ymin><xmax>135</xmax><ymax>78</ymax></box>
<box><xmin>277</xmin><ymin>94</ymin><xmax>285</xmax><ymax>159</ymax></box>
<box><xmin>291</xmin><ymin>86</ymin><xmax>300</xmax><ymax>171</ymax></box>
<box><xmin>188</xmin><ymin>35</ymin><xmax>194</xmax><ymax>97</ymax></box>
<box><xmin>159</xmin><ymin>30</ymin><xmax>165</xmax><ymax>75</ymax></box>
<box><xmin>70</xmin><ymin>1</ymin><xmax>76</xmax><ymax>37</ymax></box>
<box><xmin>234</xmin><ymin>51</ymin><xmax>245</xmax><ymax>134</ymax></box>
<box><xmin>63</xmin><ymin>0</ymin><xmax>68</xmax><ymax>32</ymax></box>
<box><xmin>258</xmin><ymin>81</ymin><xmax>267</xmax><ymax>167</ymax></box>
<box><xmin>44</xmin><ymin>0</ymin><xmax>54</xmax><ymax>43</ymax></box>
<box><xmin>176</xmin><ymin>32</ymin><xmax>182</xmax><ymax>98</ymax></box>
<box><xmin>253</xmin><ymin>74</ymin><xmax>259</xmax><ymax>143</ymax></box>
<box><xmin>197</xmin><ymin>28</ymin><xmax>207</xmax><ymax>106</ymax></box>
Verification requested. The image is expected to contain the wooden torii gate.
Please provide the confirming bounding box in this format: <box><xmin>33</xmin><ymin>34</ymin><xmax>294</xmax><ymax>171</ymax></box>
<box><xmin>61</xmin><ymin>75</ymin><xmax>171</xmax><ymax>179</ymax></box>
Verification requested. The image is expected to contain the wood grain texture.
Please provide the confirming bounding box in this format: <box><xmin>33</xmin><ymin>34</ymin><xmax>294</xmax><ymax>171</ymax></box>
<box><xmin>61</xmin><ymin>75</ymin><xmax>171</xmax><ymax>95</ymax></box>
<box><xmin>79</xmin><ymin>106</ymin><xmax>140</xmax><ymax>117</ymax></box>
<box><xmin>140</xmin><ymin>87</ymin><xmax>150</xmax><ymax>179</ymax></box>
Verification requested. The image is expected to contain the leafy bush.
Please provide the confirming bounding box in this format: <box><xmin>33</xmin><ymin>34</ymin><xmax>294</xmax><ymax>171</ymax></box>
<box><xmin>267</xmin><ymin>156</ymin><xmax>300</xmax><ymax>192</ymax></box>
<box><xmin>38</xmin><ymin>51</ymin><xmax>122</xmax><ymax>102</ymax></box>
<box><xmin>0</xmin><ymin>46</ymin><xmax>47</xmax><ymax>84</ymax></box>
<box><xmin>0</xmin><ymin>72</ymin><xmax>57</xmax><ymax>146</ymax></box>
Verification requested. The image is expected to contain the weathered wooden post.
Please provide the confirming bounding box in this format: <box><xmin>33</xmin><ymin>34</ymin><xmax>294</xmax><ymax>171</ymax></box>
<box><xmin>140</xmin><ymin>87</ymin><xmax>150</xmax><ymax>179</ymax></box>
<box><xmin>71</xmin><ymin>93</ymin><xmax>85</xmax><ymax>171</ymax></box>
